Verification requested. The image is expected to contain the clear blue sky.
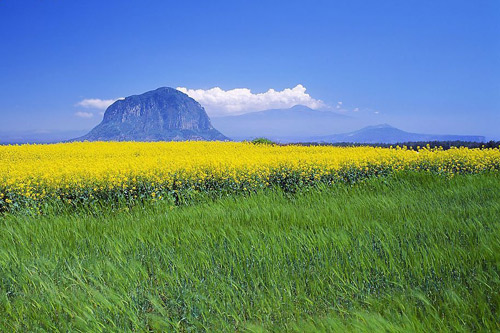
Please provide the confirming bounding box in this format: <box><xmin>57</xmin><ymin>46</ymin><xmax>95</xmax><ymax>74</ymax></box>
<box><xmin>1</xmin><ymin>0</ymin><xmax>499</xmax><ymax>138</ymax></box>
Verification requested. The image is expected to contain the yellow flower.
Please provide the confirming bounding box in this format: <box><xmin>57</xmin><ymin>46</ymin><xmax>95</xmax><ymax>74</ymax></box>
<box><xmin>0</xmin><ymin>141</ymin><xmax>497</xmax><ymax>209</ymax></box>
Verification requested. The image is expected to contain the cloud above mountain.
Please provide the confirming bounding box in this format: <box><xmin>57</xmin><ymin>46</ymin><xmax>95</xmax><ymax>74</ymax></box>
<box><xmin>76</xmin><ymin>98</ymin><xmax>123</xmax><ymax>110</ymax></box>
<box><xmin>74</xmin><ymin>111</ymin><xmax>94</xmax><ymax>118</ymax></box>
<box><xmin>176</xmin><ymin>84</ymin><xmax>325</xmax><ymax>116</ymax></box>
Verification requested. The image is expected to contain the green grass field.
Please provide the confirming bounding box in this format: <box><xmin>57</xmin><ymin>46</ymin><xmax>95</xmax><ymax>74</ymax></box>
<box><xmin>1</xmin><ymin>172</ymin><xmax>499</xmax><ymax>332</ymax></box>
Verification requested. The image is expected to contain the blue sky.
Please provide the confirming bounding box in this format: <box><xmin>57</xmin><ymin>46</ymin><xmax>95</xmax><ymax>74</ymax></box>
<box><xmin>1</xmin><ymin>0</ymin><xmax>499</xmax><ymax>138</ymax></box>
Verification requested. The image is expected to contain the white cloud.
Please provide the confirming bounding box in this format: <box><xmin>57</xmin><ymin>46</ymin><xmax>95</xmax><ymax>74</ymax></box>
<box><xmin>176</xmin><ymin>84</ymin><xmax>325</xmax><ymax>116</ymax></box>
<box><xmin>76</xmin><ymin>98</ymin><xmax>123</xmax><ymax>110</ymax></box>
<box><xmin>74</xmin><ymin>111</ymin><xmax>94</xmax><ymax>118</ymax></box>
<box><xmin>353</xmin><ymin>107</ymin><xmax>359</xmax><ymax>112</ymax></box>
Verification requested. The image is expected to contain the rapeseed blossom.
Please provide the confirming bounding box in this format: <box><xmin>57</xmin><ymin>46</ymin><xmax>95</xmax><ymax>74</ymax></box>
<box><xmin>0</xmin><ymin>142</ymin><xmax>499</xmax><ymax>213</ymax></box>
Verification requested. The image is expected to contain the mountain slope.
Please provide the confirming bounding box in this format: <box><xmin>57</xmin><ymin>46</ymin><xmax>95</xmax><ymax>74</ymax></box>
<box><xmin>75</xmin><ymin>87</ymin><xmax>227</xmax><ymax>142</ymax></box>
<box><xmin>312</xmin><ymin>124</ymin><xmax>485</xmax><ymax>144</ymax></box>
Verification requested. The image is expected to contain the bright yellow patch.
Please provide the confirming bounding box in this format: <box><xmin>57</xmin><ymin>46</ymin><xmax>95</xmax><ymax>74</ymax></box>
<box><xmin>0</xmin><ymin>142</ymin><xmax>499</xmax><ymax>205</ymax></box>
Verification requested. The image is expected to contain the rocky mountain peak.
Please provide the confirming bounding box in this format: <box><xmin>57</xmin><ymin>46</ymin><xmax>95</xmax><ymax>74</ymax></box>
<box><xmin>75</xmin><ymin>87</ymin><xmax>228</xmax><ymax>141</ymax></box>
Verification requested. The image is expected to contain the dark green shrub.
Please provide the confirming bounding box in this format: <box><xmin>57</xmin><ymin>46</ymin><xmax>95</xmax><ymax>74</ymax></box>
<box><xmin>251</xmin><ymin>137</ymin><xmax>276</xmax><ymax>145</ymax></box>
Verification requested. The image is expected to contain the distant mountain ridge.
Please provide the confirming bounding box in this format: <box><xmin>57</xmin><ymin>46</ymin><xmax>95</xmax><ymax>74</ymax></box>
<box><xmin>211</xmin><ymin>105</ymin><xmax>484</xmax><ymax>143</ymax></box>
<box><xmin>0</xmin><ymin>130</ymin><xmax>88</xmax><ymax>145</ymax></box>
<box><xmin>310</xmin><ymin>124</ymin><xmax>485</xmax><ymax>144</ymax></box>
<box><xmin>75</xmin><ymin>87</ymin><xmax>227</xmax><ymax>142</ymax></box>
<box><xmin>211</xmin><ymin>105</ymin><xmax>364</xmax><ymax>141</ymax></box>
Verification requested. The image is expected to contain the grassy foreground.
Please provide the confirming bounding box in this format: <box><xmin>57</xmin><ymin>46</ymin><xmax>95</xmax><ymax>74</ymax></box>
<box><xmin>0</xmin><ymin>172</ymin><xmax>499</xmax><ymax>332</ymax></box>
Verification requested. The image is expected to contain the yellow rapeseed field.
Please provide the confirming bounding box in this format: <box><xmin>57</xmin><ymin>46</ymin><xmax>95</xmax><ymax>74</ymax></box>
<box><xmin>1</xmin><ymin>142</ymin><xmax>499</xmax><ymax>212</ymax></box>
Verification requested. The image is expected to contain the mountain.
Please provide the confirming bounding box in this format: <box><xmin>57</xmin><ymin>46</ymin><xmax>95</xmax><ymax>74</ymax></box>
<box><xmin>211</xmin><ymin>105</ymin><xmax>365</xmax><ymax>142</ymax></box>
<box><xmin>75</xmin><ymin>87</ymin><xmax>228</xmax><ymax>142</ymax></box>
<box><xmin>311</xmin><ymin>124</ymin><xmax>485</xmax><ymax>144</ymax></box>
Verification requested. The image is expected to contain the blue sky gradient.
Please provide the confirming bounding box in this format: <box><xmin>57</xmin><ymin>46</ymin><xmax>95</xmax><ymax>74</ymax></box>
<box><xmin>1</xmin><ymin>0</ymin><xmax>499</xmax><ymax>138</ymax></box>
